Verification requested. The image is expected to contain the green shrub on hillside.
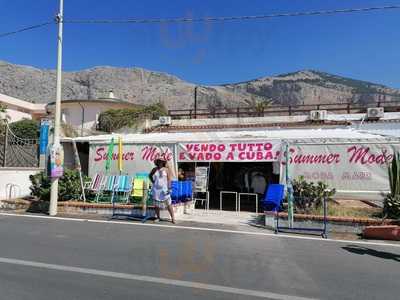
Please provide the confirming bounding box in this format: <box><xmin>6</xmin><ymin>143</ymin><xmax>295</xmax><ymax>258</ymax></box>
<box><xmin>98</xmin><ymin>102</ymin><xmax>167</xmax><ymax>132</ymax></box>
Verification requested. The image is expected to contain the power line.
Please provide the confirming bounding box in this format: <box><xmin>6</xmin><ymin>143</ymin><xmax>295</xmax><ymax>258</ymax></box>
<box><xmin>63</xmin><ymin>5</ymin><xmax>400</xmax><ymax>24</ymax></box>
<box><xmin>1</xmin><ymin>5</ymin><xmax>399</xmax><ymax>38</ymax></box>
<box><xmin>0</xmin><ymin>22</ymin><xmax>54</xmax><ymax>38</ymax></box>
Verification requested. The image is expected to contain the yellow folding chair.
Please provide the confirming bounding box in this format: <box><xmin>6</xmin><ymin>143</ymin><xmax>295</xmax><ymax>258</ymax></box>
<box><xmin>132</xmin><ymin>178</ymin><xmax>145</xmax><ymax>198</ymax></box>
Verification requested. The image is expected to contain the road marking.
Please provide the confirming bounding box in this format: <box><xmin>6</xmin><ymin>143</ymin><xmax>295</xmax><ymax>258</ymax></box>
<box><xmin>1</xmin><ymin>212</ymin><xmax>400</xmax><ymax>248</ymax></box>
<box><xmin>0</xmin><ymin>256</ymin><xmax>316</xmax><ymax>300</ymax></box>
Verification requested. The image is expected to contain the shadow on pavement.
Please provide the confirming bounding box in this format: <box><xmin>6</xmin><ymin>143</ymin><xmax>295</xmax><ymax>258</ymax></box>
<box><xmin>342</xmin><ymin>245</ymin><xmax>400</xmax><ymax>262</ymax></box>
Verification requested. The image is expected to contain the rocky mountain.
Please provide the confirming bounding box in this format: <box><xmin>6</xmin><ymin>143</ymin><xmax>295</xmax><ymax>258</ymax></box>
<box><xmin>1</xmin><ymin>60</ymin><xmax>399</xmax><ymax>110</ymax></box>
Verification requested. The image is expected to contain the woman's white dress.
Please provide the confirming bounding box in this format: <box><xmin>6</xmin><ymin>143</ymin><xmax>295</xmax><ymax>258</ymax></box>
<box><xmin>151</xmin><ymin>168</ymin><xmax>171</xmax><ymax>208</ymax></box>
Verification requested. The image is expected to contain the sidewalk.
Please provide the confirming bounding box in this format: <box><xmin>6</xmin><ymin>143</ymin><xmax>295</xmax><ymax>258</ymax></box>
<box><xmin>179</xmin><ymin>209</ymin><xmax>262</xmax><ymax>226</ymax></box>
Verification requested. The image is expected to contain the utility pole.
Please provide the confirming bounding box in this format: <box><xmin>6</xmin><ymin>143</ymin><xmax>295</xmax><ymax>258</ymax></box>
<box><xmin>49</xmin><ymin>0</ymin><xmax>64</xmax><ymax>216</ymax></box>
<box><xmin>194</xmin><ymin>86</ymin><xmax>198</xmax><ymax>119</ymax></box>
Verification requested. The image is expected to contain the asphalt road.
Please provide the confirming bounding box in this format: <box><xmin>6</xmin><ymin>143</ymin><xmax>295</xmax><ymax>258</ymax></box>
<box><xmin>0</xmin><ymin>214</ymin><xmax>399</xmax><ymax>300</ymax></box>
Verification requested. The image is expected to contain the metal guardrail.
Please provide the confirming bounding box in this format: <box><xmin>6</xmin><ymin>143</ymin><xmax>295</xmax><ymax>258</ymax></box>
<box><xmin>168</xmin><ymin>100</ymin><xmax>400</xmax><ymax>119</ymax></box>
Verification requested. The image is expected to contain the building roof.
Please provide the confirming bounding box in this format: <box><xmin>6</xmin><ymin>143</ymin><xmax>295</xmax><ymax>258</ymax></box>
<box><xmin>0</xmin><ymin>92</ymin><xmax>46</xmax><ymax>114</ymax></box>
<box><xmin>356</xmin><ymin>120</ymin><xmax>400</xmax><ymax>138</ymax></box>
<box><xmin>47</xmin><ymin>98</ymin><xmax>138</xmax><ymax>107</ymax></box>
<box><xmin>73</xmin><ymin>128</ymin><xmax>400</xmax><ymax>145</ymax></box>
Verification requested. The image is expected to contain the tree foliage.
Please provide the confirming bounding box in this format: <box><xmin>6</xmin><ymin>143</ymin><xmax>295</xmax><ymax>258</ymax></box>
<box><xmin>384</xmin><ymin>152</ymin><xmax>400</xmax><ymax>219</ymax></box>
<box><xmin>29</xmin><ymin>169</ymin><xmax>89</xmax><ymax>201</ymax></box>
<box><xmin>244</xmin><ymin>94</ymin><xmax>273</xmax><ymax>116</ymax></box>
<box><xmin>9</xmin><ymin>119</ymin><xmax>39</xmax><ymax>139</ymax></box>
<box><xmin>291</xmin><ymin>176</ymin><xmax>336</xmax><ymax>213</ymax></box>
<box><xmin>0</xmin><ymin>103</ymin><xmax>9</xmax><ymax>133</ymax></box>
<box><xmin>97</xmin><ymin>102</ymin><xmax>167</xmax><ymax>132</ymax></box>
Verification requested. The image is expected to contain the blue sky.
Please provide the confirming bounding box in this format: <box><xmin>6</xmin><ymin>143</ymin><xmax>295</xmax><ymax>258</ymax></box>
<box><xmin>1</xmin><ymin>0</ymin><xmax>400</xmax><ymax>87</ymax></box>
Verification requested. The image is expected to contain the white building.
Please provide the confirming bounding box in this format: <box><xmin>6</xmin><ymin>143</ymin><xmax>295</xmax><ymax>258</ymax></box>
<box><xmin>46</xmin><ymin>92</ymin><xmax>138</xmax><ymax>135</ymax></box>
<box><xmin>69</xmin><ymin>127</ymin><xmax>400</xmax><ymax>203</ymax></box>
<box><xmin>0</xmin><ymin>92</ymin><xmax>47</xmax><ymax>122</ymax></box>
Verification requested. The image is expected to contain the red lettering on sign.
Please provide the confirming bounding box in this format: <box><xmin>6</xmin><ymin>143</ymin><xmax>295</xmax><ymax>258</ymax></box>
<box><xmin>246</xmin><ymin>152</ymin><xmax>255</xmax><ymax>160</ymax></box>
<box><xmin>247</xmin><ymin>144</ymin><xmax>255</xmax><ymax>151</ymax></box>
<box><xmin>226</xmin><ymin>152</ymin><xmax>234</xmax><ymax>160</ymax></box>
<box><xmin>238</xmin><ymin>144</ymin><xmax>246</xmax><ymax>151</ymax></box>
<box><xmin>238</xmin><ymin>152</ymin><xmax>245</xmax><ymax>160</ymax></box>
<box><xmin>347</xmin><ymin>146</ymin><xmax>392</xmax><ymax>165</ymax></box>
<box><xmin>264</xmin><ymin>143</ymin><xmax>272</xmax><ymax>151</ymax></box>
<box><xmin>255</xmin><ymin>143</ymin><xmax>263</xmax><ymax>151</ymax></box>
<box><xmin>217</xmin><ymin>144</ymin><xmax>226</xmax><ymax>152</ymax></box>
<box><xmin>288</xmin><ymin>148</ymin><xmax>341</xmax><ymax>165</ymax></box>
<box><xmin>141</xmin><ymin>146</ymin><xmax>172</xmax><ymax>162</ymax></box>
<box><xmin>94</xmin><ymin>147</ymin><xmax>135</xmax><ymax>162</ymax></box>
<box><xmin>265</xmin><ymin>151</ymin><xmax>273</xmax><ymax>160</ymax></box>
<box><xmin>94</xmin><ymin>147</ymin><xmax>106</xmax><ymax>161</ymax></box>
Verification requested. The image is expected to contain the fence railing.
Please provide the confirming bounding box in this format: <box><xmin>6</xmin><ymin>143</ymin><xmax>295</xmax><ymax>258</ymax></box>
<box><xmin>0</xmin><ymin>124</ymin><xmax>39</xmax><ymax>168</ymax></box>
<box><xmin>167</xmin><ymin>100</ymin><xmax>400</xmax><ymax>119</ymax></box>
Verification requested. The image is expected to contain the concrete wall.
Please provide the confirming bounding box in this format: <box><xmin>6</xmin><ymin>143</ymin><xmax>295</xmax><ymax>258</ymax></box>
<box><xmin>62</xmin><ymin>142</ymin><xmax>76</xmax><ymax>171</ymax></box>
<box><xmin>0</xmin><ymin>168</ymin><xmax>41</xmax><ymax>200</ymax></box>
<box><xmin>5</xmin><ymin>108</ymin><xmax>32</xmax><ymax>122</ymax></box>
<box><xmin>151</xmin><ymin>115</ymin><xmax>310</xmax><ymax>128</ymax></box>
<box><xmin>151</xmin><ymin>112</ymin><xmax>400</xmax><ymax>129</ymax></box>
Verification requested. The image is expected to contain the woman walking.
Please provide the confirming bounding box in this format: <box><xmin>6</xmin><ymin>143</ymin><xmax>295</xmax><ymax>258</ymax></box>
<box><xmin>149</xmin><ymin>158</ymin><xmax>176</xmax><ymax>223</ymax></box>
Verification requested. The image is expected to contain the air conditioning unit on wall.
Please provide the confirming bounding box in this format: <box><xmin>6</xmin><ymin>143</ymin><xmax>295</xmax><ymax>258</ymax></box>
<box><xmin>367</xmin><ymin>107</ymin><xmax>384</xmax><ymax>119</ymax></box>
<box><xmin>310</xmin><ymin>110</ymin><xmax>327</xmax><ymax>121</ymax></box>
<box><xmin>159</xmin><ymin>116</ymin><xmax>172</xmax><ymax>126</ymax></box>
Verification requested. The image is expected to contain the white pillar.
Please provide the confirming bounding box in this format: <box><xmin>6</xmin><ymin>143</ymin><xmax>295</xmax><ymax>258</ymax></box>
<box><xmin>49</xmin><ymin>0</ymin><xmax>64</xmax><ymax>216</ymax></box>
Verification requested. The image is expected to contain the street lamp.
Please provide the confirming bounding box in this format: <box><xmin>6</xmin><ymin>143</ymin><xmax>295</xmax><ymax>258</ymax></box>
<box><xmin>49</xmin><ymin>0</ymin><xmax>64</xmax><ymax>216</ymax></box>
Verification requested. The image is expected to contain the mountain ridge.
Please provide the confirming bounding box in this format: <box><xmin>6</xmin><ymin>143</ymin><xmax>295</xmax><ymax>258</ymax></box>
<box><xmin>1</xmin><ymin>60</ymin><xmax>399</xmax><ymax>109</ymax></box>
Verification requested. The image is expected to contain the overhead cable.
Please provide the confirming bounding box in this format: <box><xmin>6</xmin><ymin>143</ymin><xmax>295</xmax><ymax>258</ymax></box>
<box><xmin>0</xmin><ymin>22</ymin><xmax>54</xmax><ymax>38</ymax></box>
<box><xmin>63</xmin><ymin>6</ymin><xmax>400</xmax><ymax>24</ymax></box>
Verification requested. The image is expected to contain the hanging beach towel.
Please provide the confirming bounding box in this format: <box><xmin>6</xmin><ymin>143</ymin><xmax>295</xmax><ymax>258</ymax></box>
<box><xmin>105</xmin><ymin>137</ymin><xmax>115</xmax><ymax>174</ymax></box>
<box><xmin>118</xmin><ymin>136</ymin><xmax>123</xmax><ymax>173</ymax></box>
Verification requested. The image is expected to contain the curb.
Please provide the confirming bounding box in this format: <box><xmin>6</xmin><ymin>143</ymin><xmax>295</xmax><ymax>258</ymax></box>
<box><xmin>264</xmin><ymin>211</ymin><xmax>400</xmax><ymax>226</ymax></box>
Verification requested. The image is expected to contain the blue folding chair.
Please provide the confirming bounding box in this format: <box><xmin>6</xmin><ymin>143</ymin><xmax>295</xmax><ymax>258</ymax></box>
<box><xmin>171</xmin><ymin>180</ymin><xmax>181</xmax><ymax>204</ymax></box>
<box><xmin>182</xmin><ymin>181</ymin><xmax>192</xmax><ymax>201</ymax></box>
<box><xmin>136</xmin><ymin>172</ymin><xmax>149</xmax><ymax>179</ymax></box>
<box><xmin>96</xmin><ymin>175</ymin><xmax>116</xmax><ymax>203</ymax></box>
<box><xmin>263</xmin><ymin>184</ymin><xmax>285</xmax><ymax>212</ymax></box>
<box><xmin>112</xmin><ymin>175</ymin><xmax>132</xmax><ymax>203</ymax></box>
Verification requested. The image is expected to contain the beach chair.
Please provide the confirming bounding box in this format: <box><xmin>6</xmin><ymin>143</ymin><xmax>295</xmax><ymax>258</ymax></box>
<box><xmin>135</xmin><ymin>172</ymin><xmax>149</xmax><ymax>179</ymax></box>
<box><xmin>96</xmin><ymin>175</ymin><xmax>116</xmax><ymax>203</ymax></box>
<box><xmin>263</xmin><ymin>184</ymin><xmax>285</xmax><ymax>212</ymax></box>
<box><xmin>131</xmin><ymin>177</ymin><xmax>151</xmax><ymax>204</ymax></box>
<box><xmin>83</xmin><ymin>176</ymin><xmax>93</xmax><ymax>191</ymax></box>
<box><xmin>111</xmin><ymin>175</ymin><xmax>152</xmax><ymax>223</ymax></box>
<box><xmin>84</xmin><ymin>174</ymin><xmax>106</xmax><ymax>202</ymax></box>
<box><xmin>84</xmin><ymin>174</ymin><xmax>101</xmax><ymax>192</ymax></box>
<box><xmin>111</xmin><ymin>175</ymin><xmax>132</xmax><ymax>203</ymax></box>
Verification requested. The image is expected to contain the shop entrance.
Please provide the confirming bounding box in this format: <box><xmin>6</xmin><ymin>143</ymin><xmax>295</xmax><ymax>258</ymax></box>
<box><xmin>178</xmin><ymin>161</ymin><xmax>280</xmax><ymax>212</ymax></box>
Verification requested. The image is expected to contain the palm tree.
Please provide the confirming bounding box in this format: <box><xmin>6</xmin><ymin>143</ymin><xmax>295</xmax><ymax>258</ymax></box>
<box><xmin>244</xmin><ymin>95</ymin><xmax>273</xmax><ymax>117</ymax></box>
